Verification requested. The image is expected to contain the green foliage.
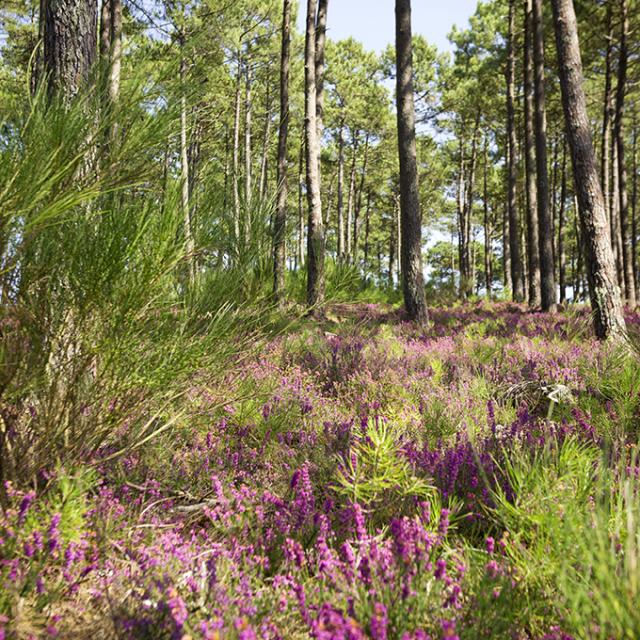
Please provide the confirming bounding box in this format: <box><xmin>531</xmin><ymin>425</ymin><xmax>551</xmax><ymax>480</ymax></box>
<box><xmin>491</xmin><ymin>437</ymin><xmax>640</xmax><ymax>638</ymax></box>
<box><xmin>334</xmin><ymin>417</ymin><xmax>435</xmax><ymax>525</ymax></box>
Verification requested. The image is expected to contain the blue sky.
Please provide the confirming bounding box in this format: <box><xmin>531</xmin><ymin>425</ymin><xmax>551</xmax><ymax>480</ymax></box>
<box><xmin>296</xmin><ymin>1</ymin><xmax>480</xmax><ymax>54</ymax></box>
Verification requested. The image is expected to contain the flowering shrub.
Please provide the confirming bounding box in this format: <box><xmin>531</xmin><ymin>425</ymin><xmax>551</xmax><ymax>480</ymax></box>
<box><xmin>1</xmin><ymin>303</ymin><xmax>639</xmax><ymax>639</ymax></box>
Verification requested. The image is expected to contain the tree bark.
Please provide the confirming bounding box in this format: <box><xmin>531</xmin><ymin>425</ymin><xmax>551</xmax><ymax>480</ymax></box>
<box><xmin>524</xmin><ymin>0</ymin><xmax>541</xmax><ymax>306</ymax></box>
<box><xmin>44</xmin><ymin>0</ymin><xmax>97</xmax><ymax>100</ymax></box>
<box><xmin>244</xmin><ymin>60</ymin><xmax>252</xmax><ymax>209</ymax></box>
<box><xmin>108</xmin><ymin>0</ymin><xmax>121</xmax><ymax>106</ymax></box>
<box><xmin>506</xmin><ymin>0</ymin><xmax>524</xmax><ymax>302</ymax></box>
<box><xmin>461</xmin><ymin>113</ymin><xmax>480</xmax><ymax>298</ymax></box>
<box><xmin>551</xmin><ymin>0</ymin><xmax>626</xmax><ymax>339</ymax></box>
<box><xmin>353</xmin><ymin>133</ymin><xmax>370</xmax><ymax>265</ymax></box>
<box><xmin>558</xmin><ymin>138</ymin><xmax>568</xmax><ymax>303</ymax></box>
<box><xmin>259</xmin><ymin>84</ymin><xmax>272</xmax><ymax>202</ymax></box>
<box><xmin>601</xmin><ymin>2</ymin><xmax>614</xmax><ymax>225</ymax></box>
<box><xmin>315</xmin><ymin>0</ymin><xmax>328</xmax><ymax>168</ymax></box>
<box><xmin>232</xmin><ymin>54</ymin><xmax>242</xmax><ymax>246</ymax></box>
<box><xmin>304</xmin><ymin>0</ymin><xmax>325</xmax><ymax>310</ymax></box>
<box><xmin>632</xmin><ymin>109</ymin><xmax>638</xmax><ymax>288</ymax></box>
<box><xmin>273</xmin><ymin>0</ymin><xmax>292</xmax><ymax>302</ymax></box>
<box><xmin>180</xmin><ymin>48</ymin><xmax>195</xmax><ymax>282</ymax></box>
<box><xmin>336</xmin><ymin>125</ymin><xmax>345</xmax><ymax>261</ymax></box>
<box><xmin>613</xmin><ymin>0</ymin><xmax>636</xmax><ymax>306</ymax></box>
<box><xmin>346</xmin><ymin>138</ymin><xmax>358</xmax><ymax>262</ymax></box>
<box><xmin>297</xmin><ymin>136</ymin><xmax>305</xmax><ymax>270</ymax></box>
<box><xmin>389</xmin><ymin>196</ymin><xmax>397</xmax><ymax>288</ymax></box>
<box><xmin>483</xmin><ymin>134</ymin><xmax>493</xmax><ymax>298</ymax></box>
<box><xmin>395</xmin><ymin>0</ymin><xmax>428</xmax><ymax>322</ymax></box>
<box><xmin>533</xmin><ymin>0</ymin><xmax>556</xmax><ymax>311</ymax></box>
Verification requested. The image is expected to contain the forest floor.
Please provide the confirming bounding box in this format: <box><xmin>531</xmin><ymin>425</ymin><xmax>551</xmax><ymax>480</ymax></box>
<box><xmin>4</xmin><ymin>302</ymin><xmax>640</xmax><ymax>639</ymax></box>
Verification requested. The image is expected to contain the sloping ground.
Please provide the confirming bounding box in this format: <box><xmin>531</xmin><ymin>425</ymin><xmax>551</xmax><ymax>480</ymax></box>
<box><xmin>3</xmin><ymin>303</ymin><xmax>640</xmax><ymax>639</ymax></box>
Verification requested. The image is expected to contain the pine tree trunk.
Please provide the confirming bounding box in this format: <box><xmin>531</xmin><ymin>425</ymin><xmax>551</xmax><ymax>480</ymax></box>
<box><xmin>524</xmin><ymin>0</ymin><xmax>541</xmax><ymax>306</ymax></box>
<box><xmin>108</xmin><ymin>0</ymin><xmax>121</xmax><ymax>105</ymax></box>
<box><xmin>304</xmin><ymin>0</ymin><xmax>325</xmax><ymax>310</ymax></box>
<box><xmin>232</xmin><ymin>55</ymin><xmax>242</xmax><ymax>246</ymax></box>
<box><xmin>483</xmin><ymin>135</ymin><xmax>493</xmax><ymax>298</ymax></box>
<box><xmin>346</xmin><ymin>139</ymin><xmax>358</xmax><ymax>262</ymax></box>
<box><xmin>259</xmin><ymin>84</ymin><xmax>272</xmax><ymax>202</ymax></box>
<box><xmin>315</xmin><ymin>0</ymin><xmax>328</xmax><ymax>177</ymax></box>
<box><xmin>99</xmin><ymin>0</ymin><xmax>111</xmax><ymax>68</ymax></box>
<box><xmin>506</xmin><ymin>0</ymin><xmax>524</xmax><ymax>302</ymax></box>
<box><xmin>244</xmin><ymin>61</ymin><xmax>252</xmax><ymax>210</ymax></box>
<box><xmin>503</xmin><ymin>203</ymin><xmax>512</xmax><ymax>291</ymax></box>
<box><xmin>533</xmin><ymin>0</ymin><xmax>556</xmax><ymax>311</ymax></box>
<box><xmin>337</xmin><ymin>125</ymin><xmax>345</xmax><ymax>261</ymax></box>
<box><xmin>457</xmin><ymin>134</ymin><xmax>466</xmax><ymax>297</ymax></box>
<box><xmin>353</xmin><ymin>134</ymin><xmax>370</xmax><ymax>265</ymax></box>
<box><xmin>297</xmin><ymin>136</ymin><xmax>305</xmax><ymax>270</ymax></box>
<box><xmin>611</xmin><ymin>143</ymin><xmax>625</xmax><ymax>293</ymax></box>
<box><xmin>180</xmin><ymin>49</ymin><xmax>195</xmax><ymax>282</ymax></box>
<box><xmin>273</xmin><ymin>0</ymin><xmax>292</xmax><ymax>302</ymax></box>
<box><xmin>364</xmin><ymin>192</ymin><xmax>371</xmax><ymax>270</ymax></box>
<box><xmin>601</xmin><ymin>2</ymin><xmax>614</xmax><ymax>224</ymax></box>
<box><xmin>614</xmin><ymin>0</ymin><xmax>636</xmax><ymax>306</ymax></box>
<box><xmin>44</xmin><ymin>0</ymin><xmax>97</xmax><ymax>100</ymax></box>
<box><xmin>632</xmin><ymin>110</ymin><xmax>638</xmax><ymax>288</ymax></box>
<box><xmin>551</xmin><ymin>0</ymin><xmax>626</xmax><ymax>339</ymax></box>
<box><xmin>461</xmin><ymin>114</ymin><xmax>480</xmax><ymax>298</ymax></box>
<box><xmin>395</xmin><ymin>0</ymin><xmax>428</xmax><ymax>323</ymax></box>
<box><xmin>389</xmin><ymin>197</ymin><xmax>397</xmax><ymax>288</ymax></box>
<box><xmin>558</xmin><ymin>138</ymin><xmax>567</xmax><ymax>303</ymax></box>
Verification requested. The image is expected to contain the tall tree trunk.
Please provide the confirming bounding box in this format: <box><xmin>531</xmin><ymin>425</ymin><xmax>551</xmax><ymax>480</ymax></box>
<box><xmin>315</xmin><ymin>0</ymin><xmax>328</xmax><ymax>181</ymax></box>
<box><xmin>297</xmin><ymin>136</ymin><xmax>305</xmax><ymax>270</ymax></box>
<box><xmin>346</xmin><ymin>138</ymin><xmax>358</xmax><ymax>262</ymax></box>
<box><xmin>108</xmin><ymin>0</ymin><xmax>121</xmax><ymax>106</ymax></box>
<box><xmin>457</xmin><ymin>134</ymin><xmax>466</xmax><ymax>297</ymax></box>
<box><xmin>364</xmin><ymin>191</ymin><xmax>371</xmax><ymax>270</ymax></box>
<box><xmin>483</xmin><ymin>134</ymin><xmax>493</xmax><ymax>298</ymax></box>
<box><xmin>353</xmin><ymin>133</ymin><xmax>370</xmax><ymax>265</ymax></box>
<box><xmin>503</xmin><ymin>204</ymin><xmax>512</xmax><ymax>291</ymax></box>
<box><xmin>551</xmin><ymin>0</ymin><xmax>626</xmax><ymax>339</ymax></box>
<box><xmin>44</xmin><ymin>0</ymin><xmax>97</xmax><ymax>100</ymax></box>
<box><xmin>601</xmin><ymin>2</ymin><xmax>614</xmax><ymax>224</ymax></box>
<box><xmin>259</xmin><ymin>84</ymin><xmax>272</xmax><ymax>201</ymax></box>
<box><xmin>524</xmin><ymin>0</ymin><xmax>541</xmax><ymax>306</ymax></box>
<box><xmin>304</xmin><ymin>0</ymin><xmax>325</xmax><ymax>310</ymax></box>
<box><xmin>273</xmin><ymin>0</ymin><xmax>292</xmax><ymax>302</ymax></box>
<box><xmin>336</xmin><ymin>126</ymin><xmax>345</xmax><ymax>261</ymax></box>
<box><xmin>533</xmin><ymin>0</ymin><xmax>556</xmax><ymax>311</ymax></box>
<box><xmin>396</xmin><ymin>192</ymin><xmax>402</xmax><ymax>284</ymax></box>
<box><xmin>632</xmin><ymin>109</ymin><xmax>638</xmax><ymax>288</ymax></box>
<box><xmin>232</xmin><ymin>55</ymin><xmax>242</xmax><ymax>246</ymax></box>
<box><xmin>558</xmin><ymin>138</ymin><xmax>568</xmax><ymax>303</ymax></box>
<box><xmin>389</xmin><ymin>197</ymin><xmax>397</xmax><ymax>288</ymax></box>
<box><xmin>614</xmin><ymin>0</ymin><xmax>636</xmax><ymax>306</ymax></box>
<box><xmin>244</xmin><ymin>60</ymin><xmax>252</xmax><ymax>210</ymax></box>
<box><xmin>461</xmin><ymin>113</ymin><xmax>480</xmax><ymax>298</ymax></box>
<box><xmin>507</xmin><ymin>0</ymin><xmax>524</xmax><ymax>301</ymax></box>
<box><xmin>180</xmin><ymin>48</ymin><xmax>195</xmax><ymax>282</ymax></box>
<box><xmin>100</xmin><ymin>0</ymin><xmax>111</xmax><ymax>69</ymax></box>
<box><xmin>611</xmin><ymin>143</ymin><xmax>625</xmax><ymax>292</ymax></box>
<box><xmin>395</xmin><ymin>0</ymin><xmax>428</xmax><ymax>322</ymax></box>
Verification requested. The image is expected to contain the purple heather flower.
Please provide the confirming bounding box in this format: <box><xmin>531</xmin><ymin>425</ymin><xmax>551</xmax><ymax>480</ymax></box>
<box><xmin>46</xmin><ymin>513</ymin><xmax>62</xmax><ymax>553</ymax></box>
<box><xmin>370</xmin><ymin>602</ymin><xmax>388</xmax><ymax>640</ymax></box>
<box><xmin>485</xmin><ymin>536</ymin><xmax>495</xmax><ymax>555</ymax></box>
<box><xmin>18</xmin><ymin>491</ymin><xmax>35</xmax><ymax>525</ymax></box>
